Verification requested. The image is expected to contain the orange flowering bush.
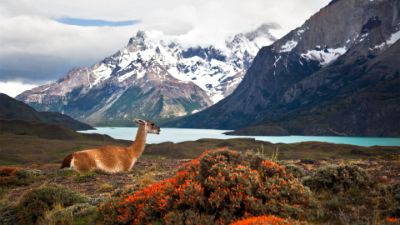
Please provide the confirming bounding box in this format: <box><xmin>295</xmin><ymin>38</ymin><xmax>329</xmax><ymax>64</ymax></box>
<box><xmin>99</xmin><ymin>150</ymin><xmax>313</xmax><ymax>225</ymax></box>
<box><xmin>229</xmin><ymin>215</ymin><xmax>292</xmax><ymax>225</ymax></box>
<box><xmin>387</xmin><ymin>217</ymin><xmax>400</xmax><ymax>225</ymax></box>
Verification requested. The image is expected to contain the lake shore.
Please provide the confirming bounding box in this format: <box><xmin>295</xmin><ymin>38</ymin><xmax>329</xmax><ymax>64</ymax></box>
<box><xmin>80</xmin><ymin>127</ymin><xmax>400</xmax><ymax>147</ymax></box>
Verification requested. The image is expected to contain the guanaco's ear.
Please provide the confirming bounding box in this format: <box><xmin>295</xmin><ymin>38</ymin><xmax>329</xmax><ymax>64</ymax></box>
<box><xmin>134</xmin><ymin>119</ymin><xmax>146</xmax><ymax>125</ymax></box>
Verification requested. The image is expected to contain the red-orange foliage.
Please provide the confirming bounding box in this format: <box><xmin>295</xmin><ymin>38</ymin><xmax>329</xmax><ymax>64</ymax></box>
<box><xmin>387</xmin><ymin>217</ymin><xmax>398</xmax><ymax>224</ymax></box>
<box><xmin>0</xmin><ymin>167</ymin><xmax>18</xmax><ymax>176</ymax></box>
<box><xmin>0</xmin><ymin>167</ymin><xmax>19</xmax><ymax>185</ymax></box>
<box><xmin>99</xmin><ymin>149</ymin><xmax>313</xmax><ymax>225</ymax></box>
<box><xmin>230</xmin><ymin>215</ymin><xmax>291</xmax><ymax>225</ymax></box>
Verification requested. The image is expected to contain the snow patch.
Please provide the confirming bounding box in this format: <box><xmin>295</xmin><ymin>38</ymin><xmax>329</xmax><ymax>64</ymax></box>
<box><xmin>387</xmin><ymin>30</ymin><xmax>400</xmax><ymax>45</ymax></box>
<box><xmin>92</xmin><ymin>64</ymin><xmax>112</xmax><ymax>85</ymax></box>
<box><xmin>280</xmin><ymin>40</ymin><xmax>298</xmax><ymax>52</ymax></box>
<box><xmin>359</xmin><ymin>33</ymin><xmax>369</xmax><ymax>42</ymax></box>
<box><xmin>301</xmin><ymin>47</ymin><xmax>347</xmax><ymax>66</ymax></box>
<box><xmin>273</xmin><ymin>55</ymin><xmax>282</xmax><ymax>77</ymax></box>
<box><xmin>296</xmin><ymin>29</ymin><xmax>305</xmax><ymax>36</ymax></box>
<box><xmin>117</xmin><ymin>70</ymin><xmax>136</xmax><ymax>82</ymax></box>
<box><xmin>211</xmin><ymin>93</ymin><xmax>224</xmax><ymax>103</ymax></box>
<box><xmin>370</xmin><ymin>30</ymin><xmax>400</xmax><ymax>50</ymax></box>
<box><xmin>137</xmin><ymin>70</ymin><xmax>146</xmax><ymax>79</ymax></box>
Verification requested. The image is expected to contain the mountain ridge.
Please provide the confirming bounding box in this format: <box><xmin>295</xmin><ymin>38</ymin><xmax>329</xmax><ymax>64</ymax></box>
<box><xmin>17</xmin><ymin>24</ymin><xmax>277</xmax><ymax>125</ymax></box>
<box><xmin>167</xmin><ymin>0</ymin><xmax>400</xmax><ymax>136</ymax></box>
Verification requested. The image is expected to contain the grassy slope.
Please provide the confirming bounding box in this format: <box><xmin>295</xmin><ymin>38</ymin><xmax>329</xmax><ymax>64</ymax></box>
<box><xmin>0</xmin><ymin>93</ymin><xmax>93</xmax><ymax>131</ymax></box>
<box><xmin>145</xmin><ymin>138</ymin><xmax>400</xmax><ymax>160</ymax></box>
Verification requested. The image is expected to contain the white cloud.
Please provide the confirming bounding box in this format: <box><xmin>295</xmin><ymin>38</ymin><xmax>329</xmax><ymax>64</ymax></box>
<box><xmin>0</xmin><ymin>0</ymin><xmax>331</xmax><ymax>84</ymax></box>
<box><xmin>0</xmin><ymin>81</ymin><xmax>38</xmax><ymax>97</ymax></box>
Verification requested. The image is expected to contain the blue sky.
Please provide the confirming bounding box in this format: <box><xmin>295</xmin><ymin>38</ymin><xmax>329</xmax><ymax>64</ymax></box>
<box><xmin>56</xmin><ymin>17</ymin><xmax>140</xmax><ymax>27</ymax></box>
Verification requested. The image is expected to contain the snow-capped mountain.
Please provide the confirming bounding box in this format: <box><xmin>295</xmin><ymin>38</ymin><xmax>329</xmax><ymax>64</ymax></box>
<box><xmin>169</xmin><ymin>0</ymin><xmax>400</xmax><ymax>136</ymax></box>
<box><xmin>17</xmin><ymin>24</ymin><xmax>276</xmax><ymax>125</ymax></box>
<box><xmin>106</xmin><ymin>24</ymin><xmax>276</xmax><ymax>103</ymax></box>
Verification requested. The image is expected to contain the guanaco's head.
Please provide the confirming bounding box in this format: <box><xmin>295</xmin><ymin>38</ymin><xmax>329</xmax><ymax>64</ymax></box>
<box><xmin>134</xmin><ymin>119</ymin><xmax>161</xmax><ymax>134</ymax></box>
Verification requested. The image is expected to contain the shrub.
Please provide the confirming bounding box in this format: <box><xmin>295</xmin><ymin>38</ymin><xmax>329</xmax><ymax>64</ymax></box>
<box><xmin>16</xmin><ymin>184</ymin><xmax>87</xmax><ymax>225</ymax></box>
<box><xmin>229</xmin><ymin>215</ymin><xmax>294</xmax><ymax>225</ymax></box>
<box><xmin>279</xmin><ymin>162</ymin><xmax>306</xmax><ymax>179</ymax></box>
<box><xmin>303</xmin><ymin>165</ymin><xmax>377</xmax><ymax>223</ymax></box>
<box><xmin>303</xmin><ymin>164</ymin><xmax>371</xmax><ymax>193</ymax></box>
<box><xmin>0</xmin><ymin>201</ymin><xmax>17</xmax><ymax>225</ymax></box>
<box><xmin>37</xmin><ymin>203</ymin><xmax>98</xmax><ymax>225</ymax></box>
<box><xmin>100</xmin><ymin>149</ymin><xmax>313</xmax><ymax>225</ymax></box>
<box><xmin>0</xmin><ymin>167</ymin><xmax>17</xmax><ymax>176</ymax></box>
<box><xmin>0</xmin><ymin>169</ymin><xmax>44</xmax><ymax>187</ymax></box>
<box><xmin>378</xmin><ymin>183</ymin><xmax>400</xmax><ymax>219</ymax></box>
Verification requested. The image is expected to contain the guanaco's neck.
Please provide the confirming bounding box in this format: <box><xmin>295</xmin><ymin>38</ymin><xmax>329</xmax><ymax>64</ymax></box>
<box><xmin>129</xmin><ymin>125</ymin><xmax>147</xmax><ymax>158</ymax></box>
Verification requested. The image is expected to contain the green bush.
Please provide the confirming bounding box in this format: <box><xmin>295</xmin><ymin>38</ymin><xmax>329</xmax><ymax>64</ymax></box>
<box><xmin>99</xmin><ymin>150</ymin><xmax>313</xmax><ymax>225</ymax></box>
<box><xmin>279</xmin><ymin>162</ymin><xmax>306</xmax><ymax>179</ymax></box>
<box><xmin>303</xmin><ymin>165</ymin><xmax>377</xmax><ymax>223</ymax></box>
<box><xmin>37</xmin><ymin>203</ymin><xmax>98</xmax><ymax>225</ymax></box>
<box><xmin>303</xmin><ymin>164</ymin><xmax>372</xmax><ymax>193</ymax></box>
<box><xmin>16</xmin><ymin>184</ymin><xmax>87</xmax><ymax>225</ymax></box>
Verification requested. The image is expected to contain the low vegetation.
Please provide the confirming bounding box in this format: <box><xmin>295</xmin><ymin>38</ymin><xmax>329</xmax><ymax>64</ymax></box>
<box><xmin>16</xmin><ymin>185</ymin><xmax>87</xmax><ymax>225</ymax></box>
<box><xmin>99</xmin><ymin>150</ymin><xmax>313</xmax><ymax>225</ymax></box>
<box><xmin>303</xmin><ymin>164</ymin><xmax>372</xmax><ymax>193</ymax></box>
<box><xmin>229</xmin><ymin>215</ymin><xmax>295</xmax><ymax>225</ymax></box>
<box><xmin>0</xmin><ymin>144</ymin><xmax>399</xmax><ymax>224</ymax></box>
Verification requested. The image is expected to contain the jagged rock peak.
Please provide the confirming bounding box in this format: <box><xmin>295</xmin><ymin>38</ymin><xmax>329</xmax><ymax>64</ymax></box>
<box><xmin>167</xmin><ymin>0</ymin><xmax>400</xmax><ymax>137</ymax></box>
<box><xmin>128</xmin><ymin>30</ymin><xmax>151</xmax><ymax>45</ymax></box>
<box><xmin>229</xmin><ymin>23</ymin><xmax>278</xmax><ymax>44</ymax></box>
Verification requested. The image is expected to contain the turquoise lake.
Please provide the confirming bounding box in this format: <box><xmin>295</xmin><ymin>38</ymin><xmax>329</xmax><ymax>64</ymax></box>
<box><xmin>79</xmin><ymin>127</ymin><xmax>400</xmax><ymax>147</ymax></box>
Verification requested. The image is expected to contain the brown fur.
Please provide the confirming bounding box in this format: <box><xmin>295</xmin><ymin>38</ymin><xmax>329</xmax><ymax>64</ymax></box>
<box><xmin>61</xmin><ymin>120</ymin><xmax>160</xmax><ymax>173</ymax></box>
<box><xmin>60</xmin><ymin>154</ymin><xmax>73</xmax><ymax>169</ymax></box>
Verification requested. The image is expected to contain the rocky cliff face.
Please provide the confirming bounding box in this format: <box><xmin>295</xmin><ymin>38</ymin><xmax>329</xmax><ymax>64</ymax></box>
<box><xmin>17</xmin><ymin>25</ymin><xmax>276</xmax><ymax>125</ymax></box>
<box><xmin>169</xmin><ymin>0</ymin><xmax>400</xmax><ymax>136</ymax></box>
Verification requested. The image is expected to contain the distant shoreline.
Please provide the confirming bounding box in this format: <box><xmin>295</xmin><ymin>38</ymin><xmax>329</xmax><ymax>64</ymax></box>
<box><xmin>80</xmin><ymin>127</ymin><xmax>400</xmax><ymax>147</ymax></box>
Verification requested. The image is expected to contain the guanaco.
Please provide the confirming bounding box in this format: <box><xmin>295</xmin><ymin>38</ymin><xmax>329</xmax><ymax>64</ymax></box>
<box><xmin>61</xmin><ymin>119</ymin><xmax>160</xmax><ymax>173</ymax></box>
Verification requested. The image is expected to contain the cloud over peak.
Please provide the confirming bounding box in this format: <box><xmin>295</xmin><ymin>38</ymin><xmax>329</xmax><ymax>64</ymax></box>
<box><xmin>0</xmin><ymin>0</ymin><xmax>330</xmax><ymax>87</ymax></box>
